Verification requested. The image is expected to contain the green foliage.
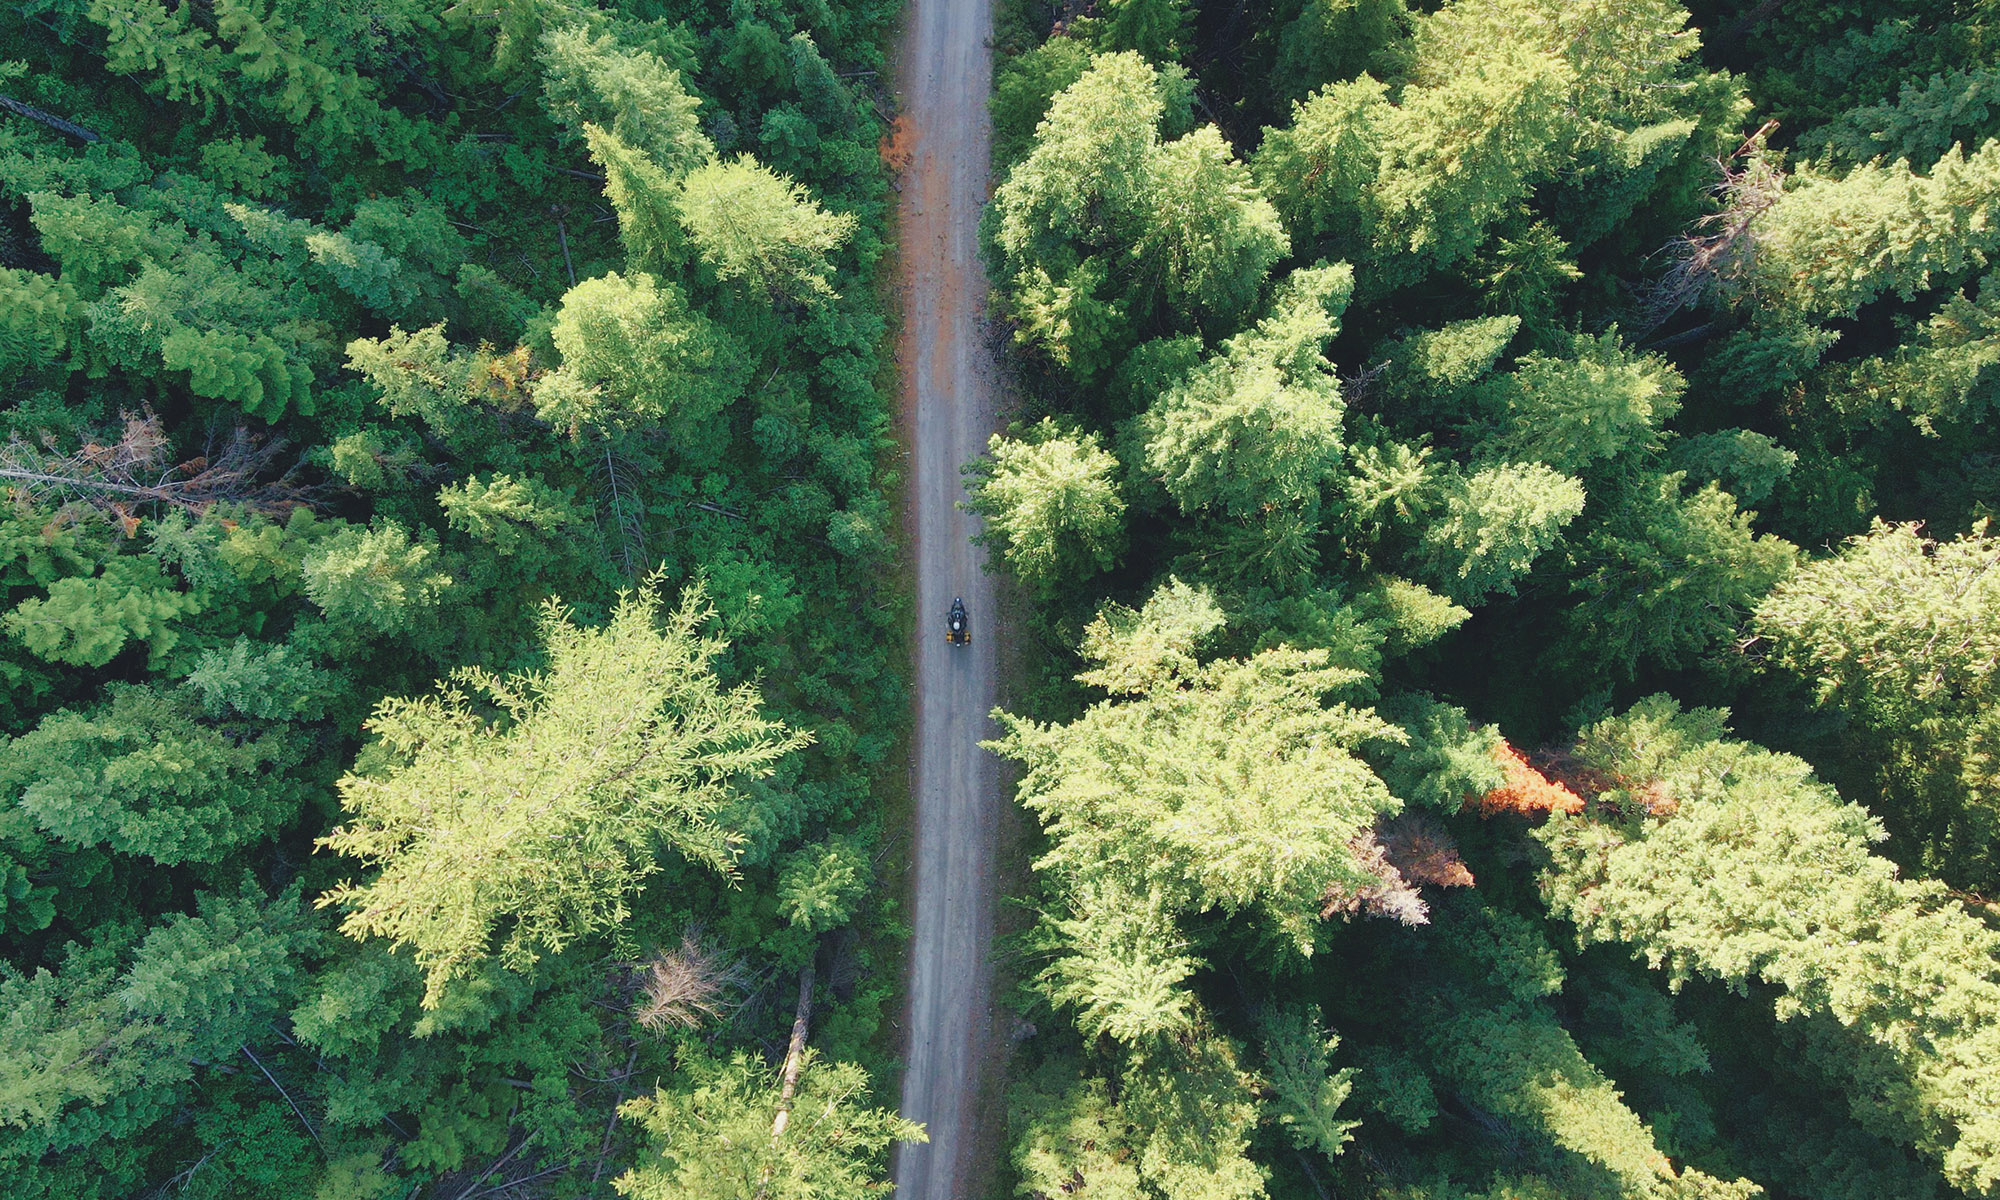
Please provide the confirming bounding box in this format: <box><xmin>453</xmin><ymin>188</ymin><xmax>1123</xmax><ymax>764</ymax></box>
<box><xmin>990</xmin><ymin>51</ymin><xmax>1290</xmax><ymax>376</ymax></box>
<box><xmin>437</xmin><ymin>473</ymin><xmax>582</xmax><ymax>554</ymax></box>
<box><xmin>1010</xmin><ymin>1068</ymin><xmax>1148</xmax><ymax>1200</ymax></box>
<box><xmin>776</xmin><ymin>835</ymin><xmax>870</xmax><ymax>934</ymax></box>
<box><xmin>1372</xmin><ymin>694</ymin><xmax>1505</xmax><ymax>812</ymax></box>
<box><xmin>0</xmin><ymin>885</ymin><xmax>310</xmax><ymax>1176</ymax></box>
<box><xmin>985</xmin><ymin>1</ymin><xmax>2000</xmax><ymax>1197</ymax></box>
<box><xmin>674</xmin><ymin>157</ymin><xmax>858</xmax><ymax>303</ymax></box>
<box><xmin>1</xmin><ymin>0</ymin><xmax>907</xmax><ymax>1190</ymax></box>
<box><xmin>613</xmin><ymin>1049</ymin><xmax>923</xmax><ymax>1200</ymax></box>
<box><xmin>540</xmin><ymin>26</ymin><xmax>713</xmax><ymax>179</ymax></box>
<box><xmin>1</xmin><ymin>683</ymin><xmax>312</xmax><ymax>865</ymax></box>
<box><xmin>966</xmin><ymin>418</ymin><xmax>1126</xmax><ymax>593</ymax></box>
<box><xmin>300</xmin><ymin>521</ymin><xmax>452</xmax><ymax>636</ymax></box>
<box><xmin>1412</xmin><ymin>463</ymin><xmax>1585</xmax><ymax>603</ymax></box>
<box><xmin>1751</xmin><ymin>139</ymin><xmax>2000</xmax><ymax>322</ymax></box>
<box><xmin>0</xmin><ymin>270</ymin><xmax>81</xmax><ymax>376</ymax></box>
<box><xmin>1476</xmin><ymin>332</ymin><xmax>1685</xmax><ymax>474</ymax></box>
<box><xmin>1669</xmin><ymin>431</ymin><xmax>1796</xmax><ymax>507</ymax></box>
<box><xmin>1009</xmin><ymin>1039</ymin><xmax>1268</xmax><ymax>1200</ymax></box>
<box><xmin>1255</xmin><ymin>1005</ymin><xmax>1358</xmax><ymax>1159</ymax></box>
<box><xmin>5</xmin><ymin>554</ymin><xmax>201</xmax><ymax>668</ymax></box>
<box><xmin>345</xmin><ymin>326</ymin><xmax>528</xmax><ymax>455</ymax></box>
<box><xmin>991</xmin><ymin>37</ymin><xmax>1092</xmax><ymax>168</ymax></box>
<box><xmin>1136</xmin><ymin>264</ymin><xmax>1352</xmax><ymax>519</ymax></box>
<box><xmin>1754</xmin><ymin>520</ymin><xmax>2000</xmax><ymax>885</ymax></box>
<box><xmin>1411</xmin><ymin>900</ymin><xmax>1759</xmax><ymax>1200</ymax></box>
<box><xmin>1566</xmin><ymin>478</ymin><xmax>1795</xmax><ymax>675</ymax></box>
<box><xmin>1538</xmin><ymin>697</ymin><xmax>2000</xmax><ymax>1196</ymax></box>
<box><xmin>992</xmin><ymin>581</ymin><xmax>1400</xmax><ymax>958</ymax></box>
<box><xmin>539</xmin><ymin>271</ymin><xmax>750</xmax><ymax>435</ymax></box>
<box><xmin>1802</xmin><ymin>67</ymin><xmax>2000</xmax><ymax>167</ymax></box>
<box><xmin>587</xmin><ymin>123</ymin><xmax>689</xmax><ymax>278</ymax></box>
<box><xmin>1756</xmin><ymin>520</ymin><xmax>2000</xmax><ymax>729</ymax></box>
<box><xmin>1371</xmin><ymin>315</ymin><xmax>1520</xmax><ymax>419</ymax></box>
<box><xmin>319</xmin><ymin>579</ymin><xmax>809</xmax><ymax>1006</ymax></box>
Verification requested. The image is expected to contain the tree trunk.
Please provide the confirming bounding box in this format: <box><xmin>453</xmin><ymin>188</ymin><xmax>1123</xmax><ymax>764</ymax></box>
<box><xmin>770</xmin><ymin>954</ymin><xmax>816</xmax><ymax>1139</ymax></box>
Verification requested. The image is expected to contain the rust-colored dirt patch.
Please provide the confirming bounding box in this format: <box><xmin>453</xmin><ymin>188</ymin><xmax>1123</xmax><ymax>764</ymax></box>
<box><xmin>880</xmin><ymin>114</ymin><xmax>916</xmax><ymax>172</ymax></box>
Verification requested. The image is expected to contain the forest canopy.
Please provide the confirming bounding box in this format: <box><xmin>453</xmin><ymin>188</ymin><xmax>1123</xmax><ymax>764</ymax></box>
<box><xmin>978</xmin><ymin>0</ymin><xmax>2000</xmax><ymax>1198</ymax></box>
<box><xmin>7</xmin><ymin>0</ymin><xmax>2000</xmax><ymax>1194</ymax></box>
<box><xmin>0</xmin><ymin>0</ymin><xmax>912</xmax><ymax>1193</ymax></box>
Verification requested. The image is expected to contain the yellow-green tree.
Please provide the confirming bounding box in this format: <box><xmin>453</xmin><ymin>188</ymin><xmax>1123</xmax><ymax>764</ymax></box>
<box><xmin>319</xmin><ymin>579</ymin><xmax>808</xmax><ymax>1007</ymax></box>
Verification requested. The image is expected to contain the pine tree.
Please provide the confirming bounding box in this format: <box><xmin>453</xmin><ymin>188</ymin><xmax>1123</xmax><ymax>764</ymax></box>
<box><xmin>299</xmin><ymin>521</ymin><xmax>453</xmax><ymax>636</ymax></box>
<box><xmin>537</xmin><ymin>270</ymin><xmax>750</xmax><ymax>436</ymax></box>
<box><xmin>1252</xmin><ymin>77</ymin><xmax>1393</xmax><ymax>257</ymax></box>
<box><xmin>1132</xmin><ymin>126</ymin><xmax>1289</xmax><ymax>329</ymax></box>
<box><xmin>1822</xmin><ymin>277</ymin><xmax>2000</xmax><ymax>433</ymax></box>
<box><xmin>436</xmin><ymin>472</ymin><xmax>582</xmax><ymax>555</ymax></box>
<box><xmin>1366</xmin><ymin>37</ymin><xmax>1570</xmax><ymax>292</ymax></box>
<box><xmin>1476</xmin><ymin>331</ymin><xmax>1685</xmax><ymax>474</ymax></box>
<box><xmin>1537</xmin><ymin>697</ymin><xmax>2000</xmax><ymax>1197</ymax></box>
<box><xmin>1803</xmin><ymin>67</ymin><xmax>2000</xmax><ymax>168</ymax></box>
<box><xmin>991</xmin><ymin>580</ymin><xmax>1401</xmax><ymax>957</ymax></box>
<box><xmin>345</xmin><ymin>325</ymin><xmax>526</xmax><ymax>455</ymax></box>
<box><xmin>1411</xmin><ymin>462</ymin><xmax>1584</xmax><ymax>604</ymax></box>
<box><xmin>1255</xmin><ymin>1005</ymin><xmax>1358</xmax><ymax>1160</ymax></box>
<box><xmin>965</xmin><ymin>419</ymin><xmax>1126</xmax><ymax>594</ymax></box>
<box><xmin>1137</xmin><ymin>264</ymin><xmax>1353</xmax><ymax>520</ymax></box>
<box><xmin>586</xmin><ymin>123</ymin><xmax>687</xmax><ymax>279</ymax></box>
<box><xmin>1565</xmin><ymin>477</ymin><xmax>1795</xmax><ymax>675</ymax></box>
<box><xmin>1755</xmin><ymin>520</ymin><xmax>2000</xmax><ymax>731</ymax></box>
<box><xmin>1411</xmin><ymin>899</ymin><xmax>1760</xmax><ymax>1200</ymax></box>
<box><xmin>319</xmin><ymin>580</ymin><xmax>808</xmax><ymax>1006</ymax></box>
<box><xmin>614</xmin><ymin>1049</ymin><xmax>922</xmax><ymax>1200</ymax></box>
<box><xmin>0</xmin><ymin>269</ymin><xmax>80</xmax><ymax>376</ymax></box>
<box><xmin>1751</xmin><ymin>138</ymin><xmax>2000</xmax><ymax>323</ymax></box>
<box><xmin>4</xmin><ymin>554</ymin><xmax>202</xmax><ymax>668</ymax></box>
<box><xmin>0</xmin><ymin>683</ymin><xmax>312</xmax><ymax>865</ymax></box>
<box><xmin>0</xmin><ymin>886</ymin><xmax>310</xmax><ymax>1174</ymax></box>
<box><xmin>539</xmin><ymin>25</ymin><xmax>714</xmax><ymax>179</ymax></box>
<box><xmin>674</xmin><ymin>157</ymin><xmax>857</xmax><ymax>305</ymax></box>
<box><xmin>1754</xmin><ymin>520</ymin><xmax>2000</xmax><ymax>884</ymax></box>
<box><xmin>1090</xmin><ymin>0</ymin><xmax>1192</xmax><ymax>63</ymax></box>
<box><xmin>992</xmin><ymin>51</ymin><xmax>1292</xmax><ymax>368</ymax></box>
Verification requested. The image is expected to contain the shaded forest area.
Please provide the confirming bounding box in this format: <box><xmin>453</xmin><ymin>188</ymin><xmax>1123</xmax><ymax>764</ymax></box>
<box><xmin>0</xmin><ymin>0</ymin><xmax>922</xmax><ymax>1196</ymax></box>
<box><xmin>975</xmin><ymin>0</ymin><xmax>2000</xmax><ymax>1198</ymax></box>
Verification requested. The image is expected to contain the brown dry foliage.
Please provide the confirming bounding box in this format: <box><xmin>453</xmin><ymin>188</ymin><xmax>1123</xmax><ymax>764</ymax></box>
<box><xmin>1477</xmin><ymin>742</ymin><xmax>1585</xmax><ymax>817</ymax></box>
<box><xmin>1378</xmin><ymin>813</ymin><xmax>1475</xmax><ymax>888</ymax></box>
<box><xmin>0</xmin><ymin>408</ymin><xmax>319</xmax><ymax>524</ymax></box>
<box><xmin>633</xmin><ymin>931</ymin><xmax>748</xmax><ymax>1034</ymax></box>
<box><xmin>1322</xmin><ymin>813</ymin><xmax>1477</xmax><ymax>927</ymax></box>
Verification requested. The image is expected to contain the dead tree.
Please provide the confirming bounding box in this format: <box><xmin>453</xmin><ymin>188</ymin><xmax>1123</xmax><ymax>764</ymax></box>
<box><xmin>0</xmin><ymin>409</ymin><xmax>322</xmax><ymax>527</ymax></box>
<box><xmin>1631</xmin><ymin>120</ymin><xmax>1784</xmax><ymax>337</ymax></box>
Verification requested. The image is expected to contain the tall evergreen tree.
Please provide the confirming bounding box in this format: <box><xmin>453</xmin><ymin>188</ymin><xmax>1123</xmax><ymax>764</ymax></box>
<box><xmin>319</xmin><ymin>580</ymin><xmax>808</xmax><ymax>1006</ymax></box>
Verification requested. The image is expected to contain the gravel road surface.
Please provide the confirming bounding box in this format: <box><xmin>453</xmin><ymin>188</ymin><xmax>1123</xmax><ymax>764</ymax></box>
<box><xmin>889</xmin><ymin>0</ymin><xmax>1003</xmax><ymax>1193</ymax></box>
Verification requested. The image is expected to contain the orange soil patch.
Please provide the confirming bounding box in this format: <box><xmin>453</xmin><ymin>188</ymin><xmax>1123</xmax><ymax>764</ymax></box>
<box><xmin>880</xmin><ymin>114</ymin><xmax>916</xmax><ymax>172</ymax></box>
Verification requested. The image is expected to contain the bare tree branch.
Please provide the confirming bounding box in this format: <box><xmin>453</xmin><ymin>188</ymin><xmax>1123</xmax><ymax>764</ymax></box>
<box><xmin>0</xmin><ymin>94</ymin><xmax>103</xmax><ymax>143</ymax></box>
<box><xmin>1631</xmin><ymin>120</ymin><xmax>1784</xmax><ymax>337</ymax></box>
<box><xmin>0</xmin><ymin>409</ymin><xmax>324</xmax><ymax>524</ymax></box>
<box><xmin>240</xmin><ymin>1045</ymin><xmax>325</xmax><ymax>1155</ymax></box>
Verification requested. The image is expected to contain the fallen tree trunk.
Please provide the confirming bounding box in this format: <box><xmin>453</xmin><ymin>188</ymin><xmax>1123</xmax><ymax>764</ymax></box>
<box><xmin>770</xmin><ymin>954</ymin><xmax>816</xmax><ymax>1139</ymax></box>
<box><xmin>0</xmin><ymin>95</ymin><xmax>103</xmax><ymax>144</ymax></box>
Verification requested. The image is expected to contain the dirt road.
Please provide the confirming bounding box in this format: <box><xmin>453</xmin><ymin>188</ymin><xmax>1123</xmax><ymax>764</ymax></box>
<box><xmin>889</xmin><ymin>0</ymin><xmax>1003</xmax><ymax>1193</ymax></box>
